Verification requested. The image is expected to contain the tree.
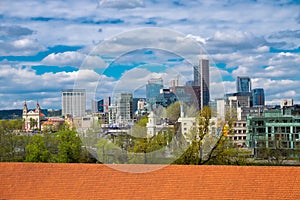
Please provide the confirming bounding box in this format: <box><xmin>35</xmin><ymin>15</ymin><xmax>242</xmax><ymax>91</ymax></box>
<box><xmin>25</xmin><ymin>134</ymin><xmax>51</xmax><ymax>162</ymax></box>
<box><xmin>174</xmin><ymin>106</ymin><xmax>232</xmax><ymax>165</ymax></box>
<box><xmin>56</xmin><ymin>125</ymin><xmax>82</xmax><ymax>163</ymax></box>
<box><xmin>0</xmin><ymin>120</ymin><xmax>29</xmax><ymax>162</ymax></box>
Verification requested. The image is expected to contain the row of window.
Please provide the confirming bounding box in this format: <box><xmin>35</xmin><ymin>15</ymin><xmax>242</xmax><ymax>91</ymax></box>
<box><xmin>62</xmin><ymin>93</ymin><xmax>85</xmax><ymax>96</ymax></box>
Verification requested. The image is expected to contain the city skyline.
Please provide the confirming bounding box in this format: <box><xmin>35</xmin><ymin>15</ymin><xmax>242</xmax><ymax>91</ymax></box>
<box><xmin>0</xmin><ymin>0</ymin><xmax>299</xmax><ymax>109</ymax></box>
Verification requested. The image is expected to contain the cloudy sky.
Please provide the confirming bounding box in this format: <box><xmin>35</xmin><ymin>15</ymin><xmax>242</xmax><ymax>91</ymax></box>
<box><xmin>0</xmin><ymin>0</ymin><xmax>299</xmax><ymax>110</ymax></box>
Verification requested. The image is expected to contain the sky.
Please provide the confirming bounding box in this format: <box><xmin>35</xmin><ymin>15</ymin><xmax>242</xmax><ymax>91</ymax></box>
<box><xmin>0</xmin><ymin>0</ymin><xmax>299</xmax><ymax>110</ymax></box>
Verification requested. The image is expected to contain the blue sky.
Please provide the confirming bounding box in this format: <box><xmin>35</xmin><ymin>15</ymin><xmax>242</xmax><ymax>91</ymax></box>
<box><xmin>0</xmin><ymin>0</ymin><xmax>300</xmax><ymax>109</ymax></box>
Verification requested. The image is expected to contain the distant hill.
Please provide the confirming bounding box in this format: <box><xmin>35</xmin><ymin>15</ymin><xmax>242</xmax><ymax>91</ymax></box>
<box><xmin>0</xmin><ymin>109</ymin><xmax>62</xmax><ymax>120</ymax></box>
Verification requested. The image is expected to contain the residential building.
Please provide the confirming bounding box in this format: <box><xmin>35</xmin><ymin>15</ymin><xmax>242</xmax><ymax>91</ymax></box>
<box><xmin>229</xmin><ymin>120</ymin><xmax>247</xmax><ymax>147</ymax></box>
<box><xmin>62</xmin><ymin>89</ymin><xmax>86</xmax><ymax>117</ymax></box>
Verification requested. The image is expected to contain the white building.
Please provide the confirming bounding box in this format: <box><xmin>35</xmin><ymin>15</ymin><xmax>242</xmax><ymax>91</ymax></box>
<box><xmin>23</xmin><ymin>102</ymin><xmax>45</xmax><ymax>131</ymax></box>
<box><xmin>62</xmin><ymin>89</ymin><xmax>86</xmax><ymax>117</ymax></box>
<box><xmin>109</xmin><ymin>93</ymin><xmax>133</xmax><ymax>126</ymax></box>
<box><xmin>146</xmin><ymin>111</ymin><xmax>173</xmax><ymax>137</ymax></box>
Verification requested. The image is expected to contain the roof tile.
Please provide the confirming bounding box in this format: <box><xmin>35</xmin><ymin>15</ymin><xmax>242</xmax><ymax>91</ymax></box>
<box><xmin>0</xmin><ymin>163</ymin><xmax>300</xmax><ymax>199</ymax></box>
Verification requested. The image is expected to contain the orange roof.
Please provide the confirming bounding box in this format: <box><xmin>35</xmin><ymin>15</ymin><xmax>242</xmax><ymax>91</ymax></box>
<box><xmin>0</xmin><ymin>163</ymin><xmax>300</xmax><ymax>199</ymax></box>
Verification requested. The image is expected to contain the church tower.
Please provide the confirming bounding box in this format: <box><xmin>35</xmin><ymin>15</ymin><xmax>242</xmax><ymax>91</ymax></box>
<box><xmin>23</xmin><ymin>101</ymin><xmax>28</xmax><ymax>115</ymax></box>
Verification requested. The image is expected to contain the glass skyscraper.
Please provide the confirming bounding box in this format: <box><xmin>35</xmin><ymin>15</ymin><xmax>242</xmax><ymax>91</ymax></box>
<box><xmin>194</xmin><ymin>59</ymin><xmax>210</xmax><ymax>108</ymax></box>
<box><xmin>252</xmin><ymin>88</ymin><xmax>265</xmax><ymax>106</ymax></box>
<box><xmin>236</xmin><ymin>76</ymin><xmax>251</xmax><ymax>93</ymax></box>
<box><xmin>146</xmin><ymin>78</ymin><xmax>163</xmax><ymax>107</ymax></box>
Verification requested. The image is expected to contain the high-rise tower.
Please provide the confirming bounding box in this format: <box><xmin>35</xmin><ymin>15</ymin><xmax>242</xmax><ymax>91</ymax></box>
<box><xmin>146</xmin><ymin>78</ymin><xmax>163</xmax><ymax>107</ymax></box>
<box><xmin>236</xmin><ymin>76</ymin><xmax>251</xmax><ymax>93</ymax></box>
<box><xmin>62</xmin><ymin>89</ymin><xmax>86</xmax><ymax>117</ymax></box>
<box><xmin>252</xmin><ymin>88</ymin><xmax>265</xmax><ymax>106</ymax></box>
<box><xmin>194</xmin><ymin>59</ymin><xmax>210</xmax><ymax>108</ymax></box>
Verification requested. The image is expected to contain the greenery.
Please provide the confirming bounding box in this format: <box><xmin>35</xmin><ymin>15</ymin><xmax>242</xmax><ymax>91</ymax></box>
<box><xmin>1</xmin><ymin>107</ymin><xmax>300</xmax><ymax>166</ymax></box>
<box><xmin>0</xmin><ymin>120</ymin><xmax>96</xmax><ymax>163</ymax></box>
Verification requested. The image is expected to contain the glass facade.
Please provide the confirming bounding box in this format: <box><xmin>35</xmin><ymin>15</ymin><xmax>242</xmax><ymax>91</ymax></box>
<box><xmin>252</xmin><ymin>88</ymin><xmax>265</xmax><ymax>106</ymax></box>
<box><xmin>146</xmin><ymin>78</ymin><xmax>163</xmax><ymax>107</ymax></box>
<box><xmin>236</xmin><ymin>76</ymin><xmax>251</xmax><ymax>93</ymax></box>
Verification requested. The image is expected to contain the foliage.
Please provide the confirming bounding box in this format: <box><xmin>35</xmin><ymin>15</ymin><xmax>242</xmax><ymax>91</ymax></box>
<box><xmin>25</xmin><ymin>134</ymin><xmax>51</xmax><ymax>162</ymax></box>
<box><xmin>56</xmin><ymin>125</ymin><xmax>82</xmax><ymax>163</ymax></box>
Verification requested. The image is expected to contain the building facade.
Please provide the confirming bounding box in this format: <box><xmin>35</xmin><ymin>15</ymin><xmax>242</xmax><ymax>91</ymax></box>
<box><xmin>194</xmin><ymin>59</ymin><xmax>210</xmax><ymax>108</ymax></box>
<box><xmin>62</xmin><ymin>89</ymin><xmax>86</xmax><ymax>117</ymax></box>
<box><xmin>109</xmin><ymin>92</ymin><xmax>133</xmax><ymax>126</ymax></box>
<box><xmin>252</xmin><ymin>88</ymin><xmax>265</xmax><ymax>106</ymax></box>
<box><xmin>236</xmin><ymin>76</ymin><xmax>251</xmax><ymax>93</ymax></box>
<box><xmin>23</xmin><ymin>102</ymin><xmax>45</xmax><ymax>131</ymax></box>
<box><xmin>146</xmin><ymin>78</ymin><xmax>163</xmax><ymax>107</ymax></box>
<box><xmin>247</xmin><ymin>110</ymin><xmax>300</xmax><ymax>158</ymax></box>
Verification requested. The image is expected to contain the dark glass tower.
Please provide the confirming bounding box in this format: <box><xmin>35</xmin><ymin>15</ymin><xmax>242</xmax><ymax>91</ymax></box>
<box><xmin>236</xmin><ymin>76</ymin><xmax>251</xmax><ymax>93</ymax></box>
<box><xmin>194</xmin><ymin>59</ymin><xmax>210</xmax><ymax>108</ymax></box>
<box><xmin>252</xmin><ymin>88</ymin><xmax>265</xmax><ymax>106</ymax></box>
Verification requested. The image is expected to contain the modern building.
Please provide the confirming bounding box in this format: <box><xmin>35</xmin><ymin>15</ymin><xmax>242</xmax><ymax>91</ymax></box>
<box><xmin>109</xmin><ymin>92</ymin><xmax>133</xmax><ymax>125</ymax></box>
<box><xmin>155</xmin><ymin>89</ymin><xmax>177</xmax><ymax>108</ymax></box>
<box><xmin>170</xmin><ymin>85</ymin><xmax>201</xmax><ymax>111</ymax></box>
<box><xmin>91</xmin><ymin>99</ymin><xmax>104</xmax><ymax>113</ymax></box>
<box><xmin>194</xmin><ymin>59</ymin><xmax>210</xmax><ymax>108</ymax></box>
<box><xmin>252</xmin><ymin>88</ymin><xmax>265</xmax><ymax>106</ymax></box>
<box><xmin>236</xmin><ymin>76</ymin><xmax>251</xmax><ymax>93</ymax></box>
<box><xmin>146</xmin><ymin>78</ymin><xmax>163</xmax><ymax>107</ymax></box>
<box><xmin>62</xmin><ymin>89</ymin><xmax>86</xmax><ymax>117</ymax></box>
<box><xmin>247</xmin><ymin>109</ymin><xmax>300</xmax><ymax>158</ymax></box>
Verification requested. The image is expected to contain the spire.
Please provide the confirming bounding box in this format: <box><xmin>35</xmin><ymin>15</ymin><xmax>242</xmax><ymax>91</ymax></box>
<box><xmin>35</xmin><ymin>101</ymin><xmax>41</xmax><ymax>112</ymax></box>
<box><xmin>23</xmin><ymin>101</ymin><xmax>28</xmax><ymax>114</ymax></box>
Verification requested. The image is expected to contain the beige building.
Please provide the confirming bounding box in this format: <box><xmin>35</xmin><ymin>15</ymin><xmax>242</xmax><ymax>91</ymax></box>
<box><xmin>22</xmin><ymin>102</ymin><xmax>45</xmax><ymax>131</ymax></box>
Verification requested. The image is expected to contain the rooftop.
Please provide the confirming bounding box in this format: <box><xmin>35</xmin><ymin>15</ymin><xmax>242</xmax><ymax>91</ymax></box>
<box><xmin>1</xmin><ymin>163</ymin><xmax>300</xmax><ymax>199</ymax></box>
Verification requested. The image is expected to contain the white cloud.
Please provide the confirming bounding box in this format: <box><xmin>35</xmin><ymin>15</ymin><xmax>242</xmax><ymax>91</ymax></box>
<box><xmin>0</xmin><ymin>38</ymin><xmax>46</xmax><ymax>56</ymax></box>
<box><xmin>0</xmin><ymin>0</ymin><xmax>300</xmax><ymax>108</ymax></box>
<box><xmin>98</xmin><ymin>0</ymin><xmax>145</xmax><ymax>9</ymax></box>
<box><xmin>42</xmin><ymin>51</ymin><xmax>107</xmax><ymax>68</ymax></box>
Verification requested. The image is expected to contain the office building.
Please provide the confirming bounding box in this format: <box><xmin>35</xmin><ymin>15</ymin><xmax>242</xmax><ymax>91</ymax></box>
<box><xmin>194</xmin><ymin>59</ymin><xmax>210</xmax><ymax>108</ymax></box>
<box><xmin>247</xmin><ymin>110</ymin><xmax>300</xmax><ymax>158</ymax></box>
<box><xmin>62</xmin><ymin>89</ymin><xmax>86</xmax><ymax>117</ymax></box>
<box><xmin>170</xmin><ymin>85</ymin><xmax>201</xmax><ymax>111</ymax></box>
<box><xmin>236</xmin><ymin>76</ymin><xmax>251</xmax><ymax>93</ymax></box>
<box><xmin>91</xmin><ymin>99</ymin><xmax>105</xmax><ymax>113</ymax></box>
<box><xmin>252</xmin><ymin>88</ymin><xmax>265</xmax><ymax>106</ymax></box>
<box><xmin>146</xmin><ymin>78</ymin><xmax>163</xmax><ymax>107</ymax></box>
<box><xmin>155</xmin><ymin>89</ymin><xmax>177</xmax><ymax>108</ymax></box>
<box><xmin>109</xmin><ymin>92</ymin><xmax>133</xmax><ymax>125</ymax></box>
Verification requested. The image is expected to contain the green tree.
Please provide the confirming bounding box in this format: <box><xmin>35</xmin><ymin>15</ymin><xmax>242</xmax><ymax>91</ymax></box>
<box><xmin>0</xmin><ymin>120</ymin><xmax>29</xmax><ymax>162</ymax></box>
<box><xmin>25</xmin><ymin>134</ymin><xmax>51</xmax><ymax>162</ymax></box>
<box><xmin>56</xmin><ymin>126</ymin><xmax>82</xmax><ymax>163</ymax></box>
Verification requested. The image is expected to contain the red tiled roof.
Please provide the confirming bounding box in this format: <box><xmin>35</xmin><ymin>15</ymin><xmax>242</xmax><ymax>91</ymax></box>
<box><xmin>0</xmin><ymin>163</ymin><xmax>300</xmax><ymax>199</ymax></box>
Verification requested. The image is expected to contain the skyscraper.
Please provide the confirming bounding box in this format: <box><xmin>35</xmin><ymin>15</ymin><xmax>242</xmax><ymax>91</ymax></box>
<box><xmin>236</xmin><ymin>76</ymin><xmax>251</xmax><ymax>93</ymax></box>
<box><xmin>110</xmin><ymin>92</ymin><xmax>133</xmax><ymax>125</ymax></box>
<box><xmin>62</xmin><ymin>89</ymin><xmax>86</xmax><ymax>117</ymax></box>
<box><xmin>146</xmin><ymin>78</ymin><xmax>163</xmax><ymax>107</ymax></box>
<box><xmin>194</xmin><ymin>59</ymin><xmax>210</xmax><ymax>108</ymax></box>
<box><xmin>252</xmin><ymin>88</ymin><xmax>265</xmax><ymax>106</ymax></box>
